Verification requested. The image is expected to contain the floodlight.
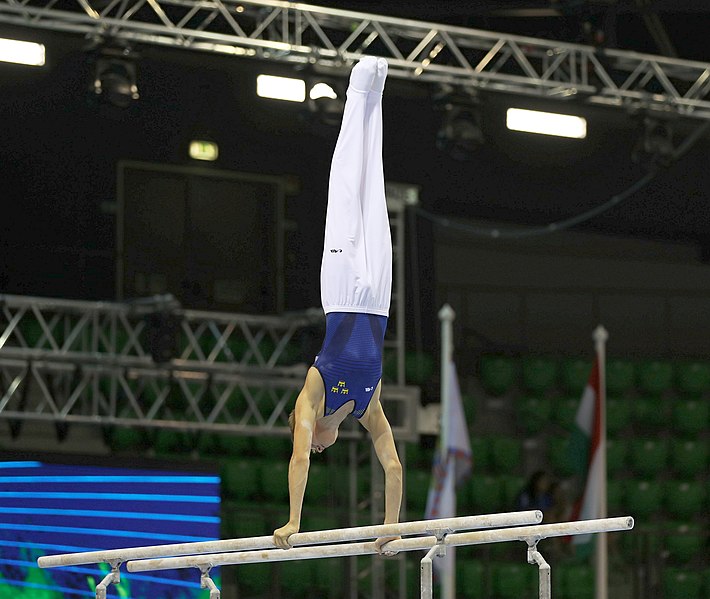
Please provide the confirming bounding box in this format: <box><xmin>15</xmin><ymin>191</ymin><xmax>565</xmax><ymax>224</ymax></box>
<box><xmin>507</xmin><ymin>108</ymin><xmax>587</xmax><ymax>139</ymax></box>
<box><xmin>256</xmin><ymin>74</ymin><xmax>306</xmax><ymax>102</ymax></box>
<box><xmin>0</xmin><ymin>38</ymin><xmax>45</xmax><ymax>66</ymax></box>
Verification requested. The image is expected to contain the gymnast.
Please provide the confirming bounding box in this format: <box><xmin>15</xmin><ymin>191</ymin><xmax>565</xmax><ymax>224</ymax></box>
<box><xmin>273</xmin><ymin>56</ymin><xmax>402</xmax><ymax>554</ymax></box>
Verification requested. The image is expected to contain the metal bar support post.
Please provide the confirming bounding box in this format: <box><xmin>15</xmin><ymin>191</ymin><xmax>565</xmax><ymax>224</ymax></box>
<box><xmin>527</xmin><ymin>543</ymin><xmax>551</xmax><ymax>599</ymax></box>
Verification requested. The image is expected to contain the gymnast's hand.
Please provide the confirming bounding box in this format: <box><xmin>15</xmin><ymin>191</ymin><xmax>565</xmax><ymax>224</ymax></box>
<box><xmin>273</xmin><ymin>522</ymin><xmax>299</xmax><ymax>549</ymax></box>
<box><xmin>374</xmin><ymin>535</ymin><xmax>400</xmax><ymax>556</ymax></box>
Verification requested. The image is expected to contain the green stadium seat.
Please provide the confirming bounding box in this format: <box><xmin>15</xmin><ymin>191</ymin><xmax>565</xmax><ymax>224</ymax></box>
<box><xmin>630</xmin><ymin>439</ymin><xmax>668</xmax><ymax>477</ymax></box>
<box><xmin>220</xmin><ymin>501</ymin><xmax>239</xmax><ymax>538</ymax></box>
<box><xmin>521</xmin><ymin>356</ymin><xmax>558</xmax><ymax>393</ymax></box>
<box><xmin>619</xmin><ymin>522</ymin><xmax>661</xmax><ymax>556</ymax></box>
<box><xmin>670</xmin><ymin>439</ymin><xmax>709</xmax><ymax>477</ymax></box>
<box><xmin>253</xmin><ymin>436</ymin><xmax>291</xmax><ymax>459</ymax></box>
<box><xmin>457</xmin><ymin>559</ymin><xmax>484</xmax><ymax>599</ymax></box>
<box><xmin>624</xmin><ymin>480</ymin><xmax>662</xmax><ymax>519</ymax></box>
<box><xmin>239</xmin><ymin>562</ymin><xmax>273</xmax><ymax>595</ymax></box>
<box><xmin>405</xmin><ymin>351</ymin><xmax>435</xmax><ymax>385</ymax></box>
<box><xmin>662</xmin><ymin>568</ymin><xmax>703</xmax><ymax>599</ymax></box>
<box><xmin>280</xmin><ymin>559</ymin><xmax>313</xmax><ymax>598</ymax></box>
<box><xmin>220</xmin><ymin>434</ymin><xmax>253</xmax><ymax>456</ymax></box>
<box><xmin>560</xmin><ymin>359</ymin><xmax>592</xmax><ymax>395</ymax></box>
<box><xmin>305</xmin><ymin>462</ymin><xmax>329</xmax><ymax>502</ymax></box>
<box><xmin>554</xmin><ymin>398</ymin><xmax>580</xmax><ymax>431</ymax></box>
<box><xmin>259</xmin><ymin>459</ymin><xmax>289</xmax><ymax>502</ymax></box>
<box><xmin>196</xmin><ymin>433</ymin><xmax>220</xmax><ymax>456</ymax></box>
<box><xmin>606</xmin><ymin>398</ymin><xmax>631</xmax><ymax>434</ymax></box>
<box><xmin>470</xmin><ymin>437</ymin><xmax>490</xmax><ymax>472</ymax></box>
<box><xmin>562</xmin><ymin>565</ymin><xmax>594</xmax><ymax>599</ymax></box>
<box><xmin>703</xmin><ymin>569</ymin><xmax>710</xmax><ymax>599</ymax></box>
<box><xmin>302</xmin><ymin>513</ymin><xmax>340</xmax><ymax>533</ymax></box>
<box><xmin>470</xmin><ymin>475</ymin><xmax>503</xmax><ymax>513</ymax></box>
<box><xmin>231</xmin><ymin>506</ymin><xmax>267</xmax><ymax>538</ymax></box>
<box><xmin>221</xmin><ymin>459</ymin><xmax>259</xmax><ymax>501</ymax></box>
<box><xmin>479</xmin><ymin>355</ymin><xmax>518</xmax><ymax>396</ymax></box>
<box><xmin>406</xmin><ymin>469</ymin><xmax>431</xmax><ymax>511</ymax></box>
<box><xmin>607</xmin><ymin>479</ymin><xmax>624</xmax><ymax>513</ymax></box>
<box><xmin>672</xmin><ymin>400</ymin><xmax>710</xmax><ymax>437</ymax></box>
<box><xmin>548</xmin><ymin>436</ymin><xmax>576</xmax><ymax>477</ymax></box>
<box><xmin>606</xmin><ymin>438</ymin><xmax>628</xmax><ymax>477</ymax></box>
<box><xmin>492</xmin><ymin>562</ymin><xmax>535</xmax><ymax>599</ymax></box>
<box><xmin>633</xmin><ymin>396</ymin><xmax>669</xmax><ymax>428</ymax></box>
<box><xmin>461</xmin><ymin>393</ymin><xmax>477</xmax><ymax>424</ymax></box>
<box><xmin>107</xmin><ymin>426</ymin><xmax>146</xmax><ymax>453</ymax></box>
<box><xmin>638</xmin><ymin>360</ymin><xmax>674</xmax><ymax>395</ymax></box>
<box><xmin>676</xmin><ymin>361</ymin><xmax>710</xmax><ymax>396</ymax></box>
<box><xmin>606</xmin><ymin>359</ymin><xmax>635</xmax><ymax>395</ymax></box>
<box><xmin>664</xmin><ymin>480</ymin><xmax>706</xmax><ymax>519</ymax></box>
<box><xmin>491</xmin><ymin>438</ymin><xmax>522</xmax><ymax>473</ymax></box>
<box><xmin>408</xmin><ymin>442</ymin><xmax>435</xmax><ymax>470</ymax></box>
<box><xmin>313</xmin><ymin>558</ymin><xmax>345</xmax><ymax>595</ymax></box>
<box><xmin>665</xmin><ymin>522</ymin><xmax>704</xmax><ymax>564</ymax></box>
<box><xmin>152</xmin><ymin>429</ymin><xmax>190</xmax><ymax>456</ymax></box>
<box><xmin>518</xmin><ymin>396</ymin><xmax>553</xmax><ymax>435</ymax></box>
<box><xmin>500</xmin><ymin>475</ymin><xmax>524</xmax><ymax>508</ymax></box>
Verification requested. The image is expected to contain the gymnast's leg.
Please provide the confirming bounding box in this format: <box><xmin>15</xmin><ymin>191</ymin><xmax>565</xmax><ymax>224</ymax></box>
<box><xmin>321</xmin><ymin>57</ymin><xmax>385</xmax><ymax>316</ymax></box>
<box><xmin>362</xmin><ymin>58</ymin><xmax>392</xmax><ymax>316</ymax></box>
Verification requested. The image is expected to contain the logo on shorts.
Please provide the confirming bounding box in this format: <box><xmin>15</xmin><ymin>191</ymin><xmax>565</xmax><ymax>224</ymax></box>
<box><xmin>330</xmin><ymin>249</ymin><xmax>342</xmax><ymax>253</ymax></box>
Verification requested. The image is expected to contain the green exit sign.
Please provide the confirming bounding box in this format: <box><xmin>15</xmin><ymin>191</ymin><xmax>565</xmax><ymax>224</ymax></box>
<box><xmin>189</xmin><ymin>140</ymin><xmax>219</xmax><ymax>161</ymax></box>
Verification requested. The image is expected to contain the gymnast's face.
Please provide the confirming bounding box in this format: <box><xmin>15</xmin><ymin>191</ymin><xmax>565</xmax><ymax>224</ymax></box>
<box><xmin>311</xmin><ymin>423</ymin><xmax>338</xmax><ymax>453</ymax></box>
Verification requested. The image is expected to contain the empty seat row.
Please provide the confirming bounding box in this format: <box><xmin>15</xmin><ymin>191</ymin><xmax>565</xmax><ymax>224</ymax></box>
<box><xmin>518</xmin><ymin>396</ymin><xmax>709</xmax><ymax>436</ymax></box>
<box><xmin>480</xmin><ymin>355</ymin><xmax>710</xmax><ymax>397</ymax></box>
<box><xmin>611</xmin><ymin>479</ymin><xmax>708</xmax><ymax>520</ymax></box>
<box><xmin>550</xmin><ymin>437</ymin><xmax>709</xmax><ymax>478</ymax></box>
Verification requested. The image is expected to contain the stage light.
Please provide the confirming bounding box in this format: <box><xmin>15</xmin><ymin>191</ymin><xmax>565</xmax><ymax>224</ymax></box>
<box><xmin>0</xmin><ymin>38</ymin><xmax>45</xmax><ymax>66</ymax></box>
<box><xmin>256</xmin><ymin>74</ymin><xmax>306</xmax><ymax>102</ymax></box>
<box><xmin>507</xmin><ymin>108</ymin><xmax>587</xmax><ymax>139</ymax></box>
<box><xmin>189</xmin><ymin>140</ymin><xmax>219</xmax><ymax>161</ymax></box>
<box><xmin>91</xmin><ymin>44</ymin><xmax>140</xmax><ymax>108</ymax></box>
<box><xmin>309</xmin><ymin>82</ymin><xmax>337</xmax><ymax>100</ymax></box>
<box><xmin>631</xmin><ymin>116</ymin><xmax>674</xmax><ymax>168</ymax></box>
<box><xmin>437</xmin><ymin>105</ymin><xmax>484</xmax><ymax>161</ymax></box>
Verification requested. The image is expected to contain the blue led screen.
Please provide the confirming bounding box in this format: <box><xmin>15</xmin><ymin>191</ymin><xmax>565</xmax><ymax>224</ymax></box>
<box><xmin>0</xmin><ymin>459</ymin><xmax>221</xmax><ymax>598</ymax></box>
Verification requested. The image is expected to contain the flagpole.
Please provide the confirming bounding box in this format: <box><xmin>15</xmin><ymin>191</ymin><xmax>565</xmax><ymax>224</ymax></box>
<box><xmin>438</xmin><ymin>304</ymin><xmax>455</xmax><ymax>599</ymax></box>
<box><xmin>593</xmin><ymin>325</ymin><xmax>609</xmax><ymax>599</ymax></box>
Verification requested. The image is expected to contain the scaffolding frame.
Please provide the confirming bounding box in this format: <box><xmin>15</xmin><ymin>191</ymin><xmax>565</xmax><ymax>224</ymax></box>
<box><xmin>1</xmin><ymin>0</ymin><xmax>710</xmax><ymax>118</ymax></box>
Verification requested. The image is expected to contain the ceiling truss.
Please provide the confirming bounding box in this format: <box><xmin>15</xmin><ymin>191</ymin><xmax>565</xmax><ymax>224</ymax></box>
<box><xmin>0</xmin><ymin>0</ymin><xmax>709</xmax><ymax>119</ymax></box>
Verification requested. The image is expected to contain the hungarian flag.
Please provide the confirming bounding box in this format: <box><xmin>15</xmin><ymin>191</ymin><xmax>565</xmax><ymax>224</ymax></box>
<box><xmin>568</xmin><ymin>358</ymin><xmax>606</xmax><ymax>551</ymax></box>
<box><xmin>425</xmin><ymin>362</ymin><xmax>472</xmax><ymax>582</ymax></box>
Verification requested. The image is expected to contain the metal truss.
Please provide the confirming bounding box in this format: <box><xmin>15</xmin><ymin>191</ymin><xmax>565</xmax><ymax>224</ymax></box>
<box><xmin>0</xmin><ymin>293</ymin><xmax>318</xmax><ymax>373</ymax></box>
<box><xmin>0</xmin><ymin>294</ymin><xmax>418</xmax><ymax>440</ymax></box>
<box><xmin>0</xmin><ymin>356</ymin><xmax>417</xmax><ymax>439</ymax></box>
<box><xmin>2</xmin><ymin>0</ymin><xmax>710</xmax><ymax>119</ymax></box>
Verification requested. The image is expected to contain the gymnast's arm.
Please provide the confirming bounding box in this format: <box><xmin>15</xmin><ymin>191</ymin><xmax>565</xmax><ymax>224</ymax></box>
<box><xmin>273</xmin><ymin>369</ymin><xmax>321</xmax><ymax>549</ymax></box>
<box><xmin>360</xmin><ymin>387</ymin><xmax>403</xmax><ymax>551</ymax></box>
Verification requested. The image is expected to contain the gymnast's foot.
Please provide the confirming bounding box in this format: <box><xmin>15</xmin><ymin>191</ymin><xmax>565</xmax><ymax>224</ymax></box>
<box><xmin>349</xmin><ymin>56</ymin><xmax>378</xmax><ymax>93</ymax></box>
<box><xmin>371</xmin><ymin>57</ymin><xmax>388</xmax><ymax>95</ymax></box>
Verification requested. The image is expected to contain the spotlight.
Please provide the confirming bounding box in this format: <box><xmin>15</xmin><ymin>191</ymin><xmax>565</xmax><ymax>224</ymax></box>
<box><xmin>307</xmin><ymin>80</ymin><xmax>344</xmax><ymax>127</ymax></box>
<box><xmin>90</xmin><ymin>43</ymin><xmax>140</xmax><ymax>108</ymax></box>
<box><xmin>631</xmin><ymin>116</ymin><xmax>674</xmax><ymax>168</ymax></box>
<box><xmin>434</xmin><ymin>86</ymin><xmax>484</xmax><ymax>161</ymax></box>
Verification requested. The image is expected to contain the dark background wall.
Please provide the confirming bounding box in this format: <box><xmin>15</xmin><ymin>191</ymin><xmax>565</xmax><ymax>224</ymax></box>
<box><xmin>1</xmin><ymin>26</ymin><xmax>709</xmax><ymax>354</ymax></box>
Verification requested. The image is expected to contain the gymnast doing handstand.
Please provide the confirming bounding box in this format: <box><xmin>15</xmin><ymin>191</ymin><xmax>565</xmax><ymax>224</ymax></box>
<box><xmin>273</xmin><ymin>56</ymin><xmax>402</xmax><ymax>555</ymax></box>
